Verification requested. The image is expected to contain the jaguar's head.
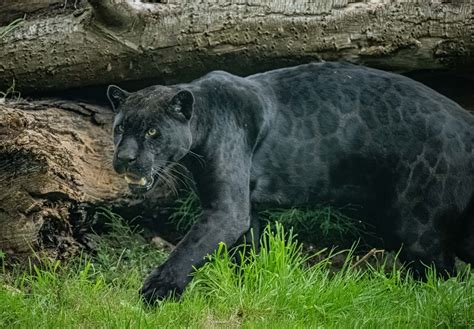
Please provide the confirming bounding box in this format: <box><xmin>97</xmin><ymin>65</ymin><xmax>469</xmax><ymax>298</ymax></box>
<box><xmin>107</xmin><ymin>85</ymin><xmax>194</xmax><ymax>193</ymax></box>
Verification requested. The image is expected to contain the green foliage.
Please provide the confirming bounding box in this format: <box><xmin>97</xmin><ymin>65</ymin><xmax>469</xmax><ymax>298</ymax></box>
<box><xmin>93</xmin><ymin>207</ymin><xmax>168</xmax><ymax>281</ymax></box>
<box><xmin>168</xmin><ymin>191</ymin><xmax>202</xmax><ymax>232</ymax></box>
<box><xmin>1</xmin><ymin>220</ymin><xmax>472</xmax><ymax>328</ymax></box>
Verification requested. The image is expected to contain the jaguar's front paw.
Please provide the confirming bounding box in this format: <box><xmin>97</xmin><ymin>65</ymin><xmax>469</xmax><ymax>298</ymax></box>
<box><xmin>140</xmin><ymin>267</ymin><xmax>183</xmax><ymax>305</ymax></box>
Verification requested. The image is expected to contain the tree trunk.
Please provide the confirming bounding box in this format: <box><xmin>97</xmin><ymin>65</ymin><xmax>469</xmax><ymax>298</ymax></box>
<box><xmin>0</xmin><ymin>0</ymin><xmax>472</xmax><ymax>94</ymax></box>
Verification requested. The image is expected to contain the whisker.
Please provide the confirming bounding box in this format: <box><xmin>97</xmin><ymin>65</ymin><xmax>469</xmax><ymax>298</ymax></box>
<box><xmin>181</xmin><ymin>148</ymin><xmax>205</xmax><ymax>167</ymax></box>
<box><xmin>156</xmin><ymin>169</ymin><xmax>178</xmax><ymax>196</ymax></box>
<box><xmin>162</xmin><ymin>171</ymin><xmax>179</xmax><ymax>196</ymax></box>
<box><xmin>162</xmin><ymin>161</ymin><xmax>187</xmax><ymax>172</ymax></box>
<box><xmin>160</xmin><ymin>161</ymin><xmax>195</xmax><ymax>191</ymax></box>
<box><xmin>155</xmin><ymin>171</ymin><xmax>173</xmax><ymax>195</ymax></box>
<box><xmin>167</xmin><ymin>167</ymin><xmax>193</xmax><ymax>191</ymax></box>
<box><xmin>162</xmin><ymin>161</ymin><xmax>192</xmax><ymax>178</ymax></box>
<box><xmin>164</xmin><ymin>170</ymin><xmax>180</xmax><ymax>196</ymax></box>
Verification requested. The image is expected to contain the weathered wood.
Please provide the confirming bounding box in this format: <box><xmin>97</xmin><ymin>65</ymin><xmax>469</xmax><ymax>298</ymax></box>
<box><xmin>0</xmin><ymin>0</ymin><xmax>472</xmax><ymax>94</ymax></box>
<box><xmin>0</xmin><ymin>102</ymin><xmax>173</xmax><ymax>256</ymax></box>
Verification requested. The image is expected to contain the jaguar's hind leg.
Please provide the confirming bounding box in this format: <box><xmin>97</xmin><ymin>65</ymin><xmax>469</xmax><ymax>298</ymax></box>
<box><xmin>400</xmin><ymin>239</ymin><xmax>456</xmax><ymax>279</ymax></box>
<box><xmin>396</xmin><ymin>205</ymin><xmax>456</xmax><ymax>279</ymax></box>
<box><xmin>454</xmin><ymin>202</ymin><xmax>474</xmax><ymax>266</ymax></box>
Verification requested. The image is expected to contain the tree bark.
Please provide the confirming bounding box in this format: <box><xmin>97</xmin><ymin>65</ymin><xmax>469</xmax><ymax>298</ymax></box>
<box><xmin>0</xmin><ymin>0</ymin><xmax>472</xmax><ymax>94</ymax></box>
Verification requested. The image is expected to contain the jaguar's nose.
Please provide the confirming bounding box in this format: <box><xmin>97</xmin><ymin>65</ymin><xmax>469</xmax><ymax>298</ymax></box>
<box><xmin>114</xmin><ymin>137</ymin><xmax>139</xmax><ymax>172</ymax></box>
<box><xmin>117</xmin><ymin>150</ymin><xmax>137</xmax><ymax>165</ymax></box>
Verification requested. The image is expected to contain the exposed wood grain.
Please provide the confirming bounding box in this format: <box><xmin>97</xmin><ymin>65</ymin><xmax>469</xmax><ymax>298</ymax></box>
<box><xmin>0</xmin><ymin>102</ymin><xmax>172</xmax><ymax>256</ymax></box>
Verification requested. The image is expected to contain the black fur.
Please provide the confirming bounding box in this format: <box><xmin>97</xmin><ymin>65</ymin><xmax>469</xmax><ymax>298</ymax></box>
<box><xmin>107</xmin><ymin>62</ymin><xmax>474</xmax><ymax>304</ymax></box>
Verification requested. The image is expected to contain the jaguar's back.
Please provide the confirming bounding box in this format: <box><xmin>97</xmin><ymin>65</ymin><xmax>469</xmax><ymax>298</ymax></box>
<box><xmin>246</xmin><ymin>62</ymin><xmax>474</xmax><ymax>274</ymax></box>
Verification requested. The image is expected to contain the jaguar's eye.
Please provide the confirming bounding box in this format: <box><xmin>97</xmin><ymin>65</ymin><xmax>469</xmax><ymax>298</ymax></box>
<box><xmin>146</xmin><ymin>128</ymin><xmax>157</xmax><ymax>137</ymax></box>
<box><xmin>116</xmin><ymin>124</ymin><xmax>124</xmax><ymax>133</ymax></box>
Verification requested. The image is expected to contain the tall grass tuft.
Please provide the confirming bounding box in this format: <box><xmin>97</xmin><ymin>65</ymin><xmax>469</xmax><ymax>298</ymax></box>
<box><xmin>168</xmin><ymin>191</ymin><xmax>202</xmax><ymax>232</ymax></box>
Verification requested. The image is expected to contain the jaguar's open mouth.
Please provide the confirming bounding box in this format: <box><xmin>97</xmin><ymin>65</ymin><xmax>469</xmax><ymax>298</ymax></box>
<box><xmin>124</xmin><ymin>173</ymin><xmax>158</xmax><ymax>193</ymax></box>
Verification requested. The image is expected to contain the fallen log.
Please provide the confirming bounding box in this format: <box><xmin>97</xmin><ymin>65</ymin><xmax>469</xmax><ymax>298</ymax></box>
<box><xmin>0</xmin><ymin>101</ymin><xmax>175</xmax><ymax>258</ymax></box>
<box><xmin>0</xmin><ymin>0</ymin><xmax>472</xmax><ymax>94</ymax></box>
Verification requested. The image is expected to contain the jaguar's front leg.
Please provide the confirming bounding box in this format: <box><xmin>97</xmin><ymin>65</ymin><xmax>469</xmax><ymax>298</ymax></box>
<box><xmin>140</xmin><ymin>181</ymin><xmax>251</xmax><ymax>304</ymax></box>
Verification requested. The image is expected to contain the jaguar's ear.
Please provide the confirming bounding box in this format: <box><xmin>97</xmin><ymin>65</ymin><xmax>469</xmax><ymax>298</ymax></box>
<box><xmin>168</xmin><ymin>90</ymin><xmax>194</xmax><ymax>121</ymax></box>
<box><xmin>107</xmin><ymin>85</ymin><xmax>129</xmax><ymax>113</ymax></box>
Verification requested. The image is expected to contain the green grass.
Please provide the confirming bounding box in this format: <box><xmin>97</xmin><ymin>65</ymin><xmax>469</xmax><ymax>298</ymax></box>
<box><xmin>168</xmin><ymin>191</ymin><xmax>202</xmax><ymax>232</ymax></box>
<box><xmin>1</xmin><ymin>214</ymin><xmax>472</xmax><ymax>328</ymax></box>
<box><xmin>0</xmin><ymin>18</ymin><xmax>23</xmax><ymax>39</ymax></box>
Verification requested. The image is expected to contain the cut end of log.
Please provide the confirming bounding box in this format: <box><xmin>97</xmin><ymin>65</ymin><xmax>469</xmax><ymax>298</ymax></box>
<box><xmin>0</xmin><ymin>102</ymin><xmax>120</xmax><ymax>255</ymax></box>
<box><xmin>0</xmin><ymin>101</ymin><xmax>178</xmax><ymax>258</ymax></box>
